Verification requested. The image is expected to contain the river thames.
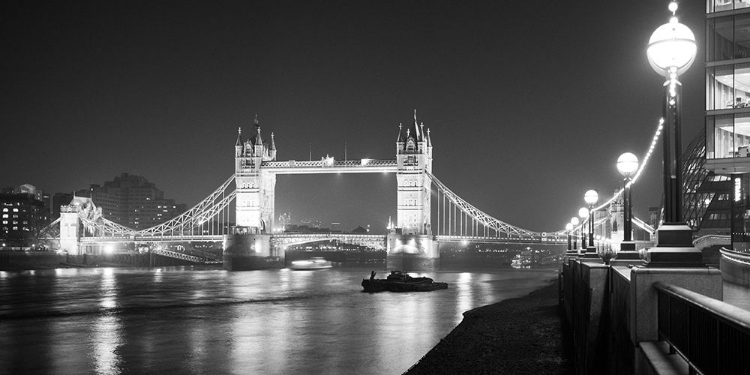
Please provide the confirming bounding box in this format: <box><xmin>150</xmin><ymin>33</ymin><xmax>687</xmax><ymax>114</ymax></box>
<box><xmin>0</xmin><ymin>266</ymin><xmax>557</xmax><ymax>374</ymax></box>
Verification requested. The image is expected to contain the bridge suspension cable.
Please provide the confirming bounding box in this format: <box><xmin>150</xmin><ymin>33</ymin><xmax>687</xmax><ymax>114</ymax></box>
<box><xmin>427</xmin><ymin>172</ymin><xmax>540</xmax><ymax>239</ymax></box>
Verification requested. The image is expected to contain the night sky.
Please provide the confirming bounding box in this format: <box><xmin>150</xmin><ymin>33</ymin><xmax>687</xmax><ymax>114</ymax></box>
<box><xmin>1</xmin><ymin>1</ymin><xmax>706</xmax><ymax>233</ymax></box>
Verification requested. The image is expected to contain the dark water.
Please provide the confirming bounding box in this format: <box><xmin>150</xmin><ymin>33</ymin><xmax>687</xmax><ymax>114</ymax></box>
<box><xmin>0</xmin><ymin>266</ymin><xmax>557</xmax><ymax>375</ymax></box>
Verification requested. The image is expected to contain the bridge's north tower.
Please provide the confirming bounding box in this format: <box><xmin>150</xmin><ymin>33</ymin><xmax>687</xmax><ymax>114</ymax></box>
<box><xmin>234</xmin><ymin>117</ymin><xmax>277</xmax><ymax>233</ymax></box>
<box><xmin>224</xmin><ymin>117</ymin><xmax>283</xmax><ymax>271</ymax></box>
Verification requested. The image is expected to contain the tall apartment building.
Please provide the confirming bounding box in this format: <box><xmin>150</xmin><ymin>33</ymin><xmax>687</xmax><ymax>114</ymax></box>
<box><xmin>0</xmin><ymin>184</ymin><xmax>50</xmax><ymax>248</ymax></box>
<box><xmin>77</xmin><ymin>173</ymin><xmax>186</xmax><ymax>230</ymax></box>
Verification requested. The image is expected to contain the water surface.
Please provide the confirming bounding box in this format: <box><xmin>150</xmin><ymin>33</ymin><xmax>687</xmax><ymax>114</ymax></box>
<box><xmin>0</xmin><ymin>266</ymin><xmax>557</xmax><ymax>374</ymax></box>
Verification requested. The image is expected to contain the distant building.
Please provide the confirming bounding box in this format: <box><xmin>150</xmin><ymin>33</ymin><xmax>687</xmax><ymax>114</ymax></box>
<box><xmin>0</xmin><ymin>184</ymin><xmax>50</xmax><ymax>249</ymax></box>
<box><xmin>75</xmin><ymin>173</ymin><xmax>186</xmax><ymax>230</ymax></box>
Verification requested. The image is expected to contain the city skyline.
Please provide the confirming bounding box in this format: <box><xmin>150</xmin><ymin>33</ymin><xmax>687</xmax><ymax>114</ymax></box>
<box><xmin>1</xmin><ymin>1</ymin><xmax>706</xmax><ymax>232</ymax></box>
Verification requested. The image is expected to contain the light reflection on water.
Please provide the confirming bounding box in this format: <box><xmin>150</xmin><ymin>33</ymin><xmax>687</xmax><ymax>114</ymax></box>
<box><xmin>0</xmin><ymin>266</ymin><xmax>557</xmax><ymax>375</ymax></box>
<box><xmin>92</xmin><ymin>315</ymin><xmax>122</xmax><ymax>374</ymax></box>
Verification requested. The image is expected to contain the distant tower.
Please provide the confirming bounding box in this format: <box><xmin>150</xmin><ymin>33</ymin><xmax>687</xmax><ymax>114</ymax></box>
<box><xmin>59</xmin><ymin>205</ymin><xmax>80</xmax><ymax>254</ymax></box>
<box><xmin>234</xmin><ymin>116</ymin><xmax>277</xmax><ymax>233</ymax></box>
<box><xmin>395</xmin><ymin>110</ymin><xmax>433</xmax><ymax>235</ymax></box>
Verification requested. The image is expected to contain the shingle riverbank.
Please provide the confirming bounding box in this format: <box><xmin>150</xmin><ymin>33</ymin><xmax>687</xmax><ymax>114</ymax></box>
<box><xmin>405</xmin><ymin>277</ymin><xmax>574</xmax><ymax>374</ymax></box>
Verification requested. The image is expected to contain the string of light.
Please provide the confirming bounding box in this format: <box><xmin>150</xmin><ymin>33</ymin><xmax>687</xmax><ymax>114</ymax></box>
<box><xmin>568</xmin><ymin>117</ymin><xmax>664</xmax><ymax>233</ymax></box>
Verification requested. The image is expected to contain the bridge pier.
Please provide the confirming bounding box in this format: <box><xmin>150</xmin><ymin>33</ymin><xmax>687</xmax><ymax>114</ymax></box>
<box><xmin>386</xmin><ymin>233</ymin><xmax>439</xmax><ymax>271</ymax></box>
<box><xmin>223</xmin><ymin>231</ymin><xmax>284</xmax><ymax>271</ymax></box>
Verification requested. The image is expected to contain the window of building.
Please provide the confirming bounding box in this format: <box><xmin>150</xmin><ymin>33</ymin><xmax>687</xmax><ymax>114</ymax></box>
<box><xmin>706</xmin><ymin>112</ymin><xmax>750</xmax><ymax>159</ymax></box>
<box><xmin>709</xmin><ymin>0</ymin><xmax>750</xmax><ymax>14</ymax></box>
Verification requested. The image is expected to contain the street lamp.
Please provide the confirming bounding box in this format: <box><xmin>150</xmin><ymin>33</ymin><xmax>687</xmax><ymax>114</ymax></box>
<box><xmin>646</xmin><ymin>1</ymin><xmax>702</xmax><ymax>266</ymax></box>
<box><xmin>647</xmin><ymin>1</ymin><xmax>695</xmax><ymax>224</ymax></box>
<box><xmin>566</xmin><ymin>222</ymin><xmax>574</xmax><ymax>252</ymax></box>
<box><xmin>578</xmin><ymin>207</ymin><xmax>589</xmax><ymax>250</ymax></box>
<box><xmin>584</xmin><ymin>190</ymin><xmax>599</xmax><ymax>252</ymax></box>
<box><xmin>617</xmin><ymin>152</ymin><xmax>639</xmax><ymax>253</ymax></box>
<box><xmin>571</xmin><ymin>217</ymin><xmax>580</xmax><ymax>251</ymax></box>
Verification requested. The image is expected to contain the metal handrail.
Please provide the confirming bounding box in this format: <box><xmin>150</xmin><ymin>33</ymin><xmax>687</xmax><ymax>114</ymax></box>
<box><xmin>693</xmin><ymin>235</ymin><xmax>730</xmax><ymax>250</ymax></box>
<box><xmin>654</xmin><ymin>282</ymin><xmax>750</xmax><ymax>375</ymax></box>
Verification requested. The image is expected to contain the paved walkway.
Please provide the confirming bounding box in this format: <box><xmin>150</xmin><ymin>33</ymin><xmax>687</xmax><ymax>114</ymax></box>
<box><xmin>405</xmin><ymin>278</ymin><xmax>573</xmax><ymax>375</ymax></box>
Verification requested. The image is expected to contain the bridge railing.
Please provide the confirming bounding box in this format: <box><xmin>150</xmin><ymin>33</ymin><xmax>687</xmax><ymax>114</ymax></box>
<box><xmin>654</xmin><ymin>281</ymin><xmax>750</xmax><ymax>375</ymax></box>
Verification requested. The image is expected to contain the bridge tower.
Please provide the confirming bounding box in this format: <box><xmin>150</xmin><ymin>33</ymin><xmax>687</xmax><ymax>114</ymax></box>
<box><xmin>59</xmin><ymin>205</ymin><xmax>80</xmax><ymax>255</ymax></box>
<box><xmin>388</xmin><ymin>110</ymin><xmax>439</xmax><ymax>270</ymax></box>
<box><xmin>224</xmin><ymin>117</ymin><xmax>283</xmax><ymax>270</ymax></box>
<box><xmin>234</xmin><ymin>116</ymin><xmax>277</xmax><ymax>232</ymax></box>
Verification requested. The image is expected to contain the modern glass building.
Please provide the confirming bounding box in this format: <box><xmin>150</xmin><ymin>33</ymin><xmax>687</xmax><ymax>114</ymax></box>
<box><xmin>705</xmin><ymin>0</ymin><xmax>750</xmax><ymax>250</ymax></box>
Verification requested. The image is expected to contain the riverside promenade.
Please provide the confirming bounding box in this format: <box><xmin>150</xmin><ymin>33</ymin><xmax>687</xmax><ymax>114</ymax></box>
<box><xmin>406</xmin><ymin>278</ymin><xmax>574</xmax><ymax>375</ymax></box>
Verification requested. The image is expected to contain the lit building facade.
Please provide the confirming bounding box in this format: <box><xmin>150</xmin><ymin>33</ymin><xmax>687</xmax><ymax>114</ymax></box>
<box><xmin>704</xmin><ymin>0</ymin><xmax>750</xmax><ymax>250</ymax></box>
<box><xmin>0</xmin><ymin>184</ymin><xmax>49</xmax><ymax>249</ymax></box>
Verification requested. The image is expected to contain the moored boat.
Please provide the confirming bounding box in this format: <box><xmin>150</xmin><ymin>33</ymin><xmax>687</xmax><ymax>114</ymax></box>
<box><xmin>361</xmin><ymin>271</ymin><xmax>448</xmax><ymax>293</ymax></box>
<box><xmin>289</xmin><ymin>257</ymin><xmax>333</xmax><ymax>270</ymax></box>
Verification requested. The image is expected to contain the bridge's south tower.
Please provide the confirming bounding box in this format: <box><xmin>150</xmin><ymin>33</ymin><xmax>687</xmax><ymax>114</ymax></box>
<box><xmin>388</xmin><ymin>111</ymin><xmax>438</xmax><ymax>270</ymax></box>
<box><xmin>395</xmin><ymin>110</ymin><xmax>433</xmax><ymax>234</ymax></box>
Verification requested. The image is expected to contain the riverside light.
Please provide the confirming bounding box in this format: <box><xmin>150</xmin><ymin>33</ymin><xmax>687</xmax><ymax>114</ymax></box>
<box><xmin>644</xmin><ymin>1</ymin><xmax>701</xmax><ymax>266</ymax></box>
<box><xmin>566</xmin><ymin>222</ymin><xmax>574</xmax><ymax>251</ymax></box>
<box><xmin>584</xmin><ymin>190</ymin><xmax>599</xmax><ymax>206</ymax></box>
<box><xmin>579</xmin><ymin>207</ymin><xmax>589</xmax><ymax>249</ymax></box>
<box><xmin>618</xmin><ymin>152</ymin><xmax>639</xmax><ymax>249</ymax></box>
<box><xmin>617</xmin><ymin>153</ymin><xmax>639</xmax><ymax>179</ymax></box>
<box><xmin>646</xmin><ymin>2</ymin><xmax>696</xmax><ymax>78</ymax></box>
<box><xmin>571</xmin><ymin>217</ymin><xmax>580</xmax><ymax>251</ymax></box>
<box><xmin>584</xmin><ymin>190</ymin><xmax>598</xmax><ymax>254</ymax></box>
<box><xmin>647</xmin><ymin>0</ymin><xmax>696</xmax><ymax>224</ymax></box>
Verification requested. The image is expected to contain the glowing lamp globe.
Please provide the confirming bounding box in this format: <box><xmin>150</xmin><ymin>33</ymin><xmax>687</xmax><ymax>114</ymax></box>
<box><xmin>571</xmin><ymin>217</ymin><xmax>580</xmax><ymax>226</ymax></box>
<box><xmin>584</xmin><ymin>190</ymin><xmax>599</xmax><ymax>206</ymax></box>
<box><xmin>579</xmin><ymin>207</ymin><xmax>589</xmax><ymax>219</ymax></box>
<box><xmin>647</xmin><ymin>7</ymin><xmax>696</xmax><ymax>77</ymax></box>
<box><xmin>566</xmin><ymin>223</ymin><xmax>574</xmax><ymax>232</ymax></box>
<box><xmin>617</xmin><ymin>152</ymin><xmax>639</xmax><ymax>178</ymax></box>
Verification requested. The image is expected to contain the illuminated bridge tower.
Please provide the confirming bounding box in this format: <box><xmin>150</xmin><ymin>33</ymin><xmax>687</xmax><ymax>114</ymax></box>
<box><xmin>387</xmin><ymin>111</ymin><xmax>439</xmax><ymax>270</ymax></box>
<box><xmin>224</xmin><ymin>117</ymin><xmax>282</xmax><ymax>271</ymax></box>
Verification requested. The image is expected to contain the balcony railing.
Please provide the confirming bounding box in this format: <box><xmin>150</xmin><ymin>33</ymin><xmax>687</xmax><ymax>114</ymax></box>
<box><xmin>654</xmin><ymin>282</ymin><xmax>750</xmax><ymax>375</ymax></box>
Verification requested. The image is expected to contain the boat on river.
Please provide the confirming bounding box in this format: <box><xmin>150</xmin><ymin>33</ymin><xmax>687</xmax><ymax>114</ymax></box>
<box><xmin>289</xmin><ymin>257</ymin><xmax>333</xmax><ymax>270</ymax></box>
<box><xmin>361</xmin><ymin>271</ymin><xmax>448</xmax><ymax>293</ymax></box>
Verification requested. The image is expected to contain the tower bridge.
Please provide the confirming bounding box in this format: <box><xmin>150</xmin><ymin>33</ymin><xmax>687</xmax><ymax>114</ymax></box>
<box><xmin>47</xmin><ymin>111</ymin><xmax>581</xmax><ymax>271</ymax></box>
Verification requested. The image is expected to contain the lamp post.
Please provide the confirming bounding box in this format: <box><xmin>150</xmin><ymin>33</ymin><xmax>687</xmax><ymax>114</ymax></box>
<box><xmin>646</xmin><ymin>1</ymin><xmax>702</xmax><ymax>266</ymax></box>
<box><xmin>617</xmin><ymin>152</ymin><xmax>639</xmax><ymax>255</ymax></box>
<box><xmin>647</xmin><ymin>1</ymin><xmax>695</xmax><ymax>225</ymax></box>
<box><xmin>566</xmin><ymin>223</ymin><xmax>574</xmax><ymax>252</ymax></box>
<box><xmin>571</xmin><ymin>217</ymin><xmax>580</xmax><ymax>251</ymax></box>
<box><xmin>584</xmin><ymin>190</ymin><xmax>599</xmax><ymax>257</ymax></box>
<box><xmin>578</xmin><ymin>207</ymin><xmax>589</xmax><ymax>251</ymax></box>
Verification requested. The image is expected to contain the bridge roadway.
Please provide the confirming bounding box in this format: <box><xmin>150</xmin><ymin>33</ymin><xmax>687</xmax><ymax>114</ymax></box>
<box><xmin>261</xmin><ymin>159</ymin><xmax>397</xmax><ymax>174</ymax></box>
<box><xmin>80</xmin><ymin>233</ymin><xmax>566</xmax><ymax>249</ymax></box>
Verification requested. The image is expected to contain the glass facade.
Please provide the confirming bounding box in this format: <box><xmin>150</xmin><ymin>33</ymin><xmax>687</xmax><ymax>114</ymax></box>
<box><xmin>705</xmin><ymin>2</ymin><xmax>750</xmax><ymax>250</ymax></box>
<box><xmin>708</xmin><ymin>0</ymin><xmax>750</xmax><ymax>14</ymax></box>
<box><xmin>706</xmin><ymin>5</ymin><xmax>750</xmax><ymax>161</ymax></box>
<box><xmin>682</xmin><ymin>132</ymin><xmax>732</xmax><ymax>233</ymax></box>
